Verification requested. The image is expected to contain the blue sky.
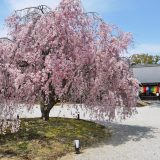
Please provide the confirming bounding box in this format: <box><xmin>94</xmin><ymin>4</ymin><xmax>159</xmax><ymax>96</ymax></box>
<box><xmin>0</xmin><ymin>0</ymin><xmax>160</xmax><ymax>55</ymax></box>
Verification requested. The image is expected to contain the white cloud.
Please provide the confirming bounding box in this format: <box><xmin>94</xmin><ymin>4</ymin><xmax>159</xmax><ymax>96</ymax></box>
<box><xmin>3</xmin><ymin>0</ymin><xmax>117</xmax><ymax>37</ymax></box>
<box><xmin>129</xmin><ymin>43</ymin><xmax>160</xmax><ymax>55</ymax></box>
<box><xmin>5</xmin><ymin>0</ymin><xmax>61</xmax><ymax>10</ymax></box>
<box><xmin>5</xmin><ymin>0</ymin><xmax>121</xmax><ymax>13</ymax></box>
<box><xmin>1</xmin><ymin>0</ymin><xmax>61</xmax><ymax>38</ymax></box>
<box><xmin>0</xmin><ymin>0</ymin><xmax>129</xmax><ymax>37</ymax></box>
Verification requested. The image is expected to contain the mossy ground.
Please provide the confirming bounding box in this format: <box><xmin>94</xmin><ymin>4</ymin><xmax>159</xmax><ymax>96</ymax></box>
<box><xmin>0</xmin><ymin>118</ymin><xmax>111</xmax><ymax>160</ymax></box>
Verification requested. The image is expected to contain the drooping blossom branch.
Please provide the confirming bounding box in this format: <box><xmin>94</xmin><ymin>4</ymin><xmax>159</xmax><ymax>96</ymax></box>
<box><xmin>0</xmin><ymin>0</ymin><xmax>139</xmax><ymax>133</ymax></box>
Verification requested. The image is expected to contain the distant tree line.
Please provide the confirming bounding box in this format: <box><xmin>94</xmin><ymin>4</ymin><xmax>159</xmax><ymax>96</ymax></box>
<box><xmin>130</xmin><ymin>54</ymin><xmax>160</xmax><ymax>64</ymax></box>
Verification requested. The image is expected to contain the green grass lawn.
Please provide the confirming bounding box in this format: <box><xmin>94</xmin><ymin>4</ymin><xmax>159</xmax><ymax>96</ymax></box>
<box><xmin>0</xmin><ymin>118</ymin><xmax>111</xmax><ymax>160</ymax></box>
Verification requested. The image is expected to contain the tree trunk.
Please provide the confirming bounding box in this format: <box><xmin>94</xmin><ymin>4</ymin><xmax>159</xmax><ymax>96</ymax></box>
<box><xmin>40</xmin><ymin>103</ymin><xmax>53</xmax><ymax>121</ymax></box>
<box><xmin>40</xmin><ymin>83</ymin><xmax>58</xmax><ymax>121</ymax></box>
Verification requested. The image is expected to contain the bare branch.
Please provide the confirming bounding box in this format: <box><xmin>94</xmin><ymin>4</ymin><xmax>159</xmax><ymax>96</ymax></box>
<box><xmin>0</xmin><ymin>37</ymin><xmax>14</xmax><ymax>43</ymax></box>
<box><xmin>85</xmin><ymin>12</ymin><xmax>103</xmax><ymax>22</ymax></box>
<box><xmin>15</xmin><ymin>5</ymin><xmax>51</xmax><ymax>13</ymax></box>
<box><xmin>14</xmin><ymin>5</ymin><xmax>52</xmax><ymax>24</ymax></box>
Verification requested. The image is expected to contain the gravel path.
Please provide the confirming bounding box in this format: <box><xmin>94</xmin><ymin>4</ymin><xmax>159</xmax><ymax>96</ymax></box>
<box><xmin>59</xmin><ymin>102</ymin><xmax>160</xmax><ymax>160</ymax></box>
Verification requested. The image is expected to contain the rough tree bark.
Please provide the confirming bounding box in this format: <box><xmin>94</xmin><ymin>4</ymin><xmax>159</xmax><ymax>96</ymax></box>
<box><xmin>40</xmin><ymin>83</ymin><xmax>58</xmax><ymax>121</ymax></box>
<box><xmin>40</xmin><ymin>102</ymin><xmax>53</xmax><ymax>121</ymax></box>
<box><xmin>40</xmin><ymin>96</ymin><xmax>59</xmax><ymax>120</ymax></box>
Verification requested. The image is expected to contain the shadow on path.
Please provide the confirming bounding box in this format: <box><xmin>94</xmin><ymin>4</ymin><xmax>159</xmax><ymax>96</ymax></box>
<box><xmin>150</xmin><ymin>101</ymin><xmax>160</xmax><ymax>108</ymax></box>
<box><xmin>98</xmin><ymin>122</ymin><xmax>157</xmax><ymax>146</ymax></box>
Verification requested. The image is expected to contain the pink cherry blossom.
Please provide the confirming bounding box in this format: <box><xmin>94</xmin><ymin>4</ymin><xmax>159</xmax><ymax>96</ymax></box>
<box><xmin>0</xmin><ymin>0</ymin><xmax>138</xmax><ymax>133</ymax></box>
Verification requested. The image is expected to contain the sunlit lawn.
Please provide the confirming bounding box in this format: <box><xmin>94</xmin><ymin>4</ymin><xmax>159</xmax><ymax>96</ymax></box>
<box><xmin>0</xmin><ymin>118</ymin><xmax>111</xmax><ymax>160</ymax></box>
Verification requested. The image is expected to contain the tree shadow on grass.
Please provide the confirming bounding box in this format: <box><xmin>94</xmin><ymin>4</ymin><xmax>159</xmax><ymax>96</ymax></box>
<box><xmin>98</xmin><ymin>122</ymin><xmax>157</xmax><ymax>146</ymax></box>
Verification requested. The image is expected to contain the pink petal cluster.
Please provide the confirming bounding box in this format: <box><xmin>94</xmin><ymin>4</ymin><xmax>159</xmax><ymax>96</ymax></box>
<box><xmin>0</xmin><ymin>0</ymin><xmax>138</xmax><ymax>133</ymax></box>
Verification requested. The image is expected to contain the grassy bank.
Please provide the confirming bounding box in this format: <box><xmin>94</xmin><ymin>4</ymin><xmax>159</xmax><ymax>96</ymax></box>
<box><xmin>0</xmin><ymin>118</ymin><xmax>111</xmax><ymax>160</ymax></box>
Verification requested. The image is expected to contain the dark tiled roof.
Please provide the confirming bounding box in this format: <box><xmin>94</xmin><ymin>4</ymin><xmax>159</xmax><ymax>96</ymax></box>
<box><xmin>132</xmin><ymin>64</ymin><xmax>160</xmax><ymax>83</ymax></box>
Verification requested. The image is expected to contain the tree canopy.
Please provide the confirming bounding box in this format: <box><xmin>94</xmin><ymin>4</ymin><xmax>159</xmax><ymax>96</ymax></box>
<box><xmin>0</xmin><ymin>0</ymin><xmax>138</xmax><ymax>133</ymax></box>
<box><xmin>130</xmin><ymin>54</ymin><xmax>160</xmax><ymax>64</ymax></box>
